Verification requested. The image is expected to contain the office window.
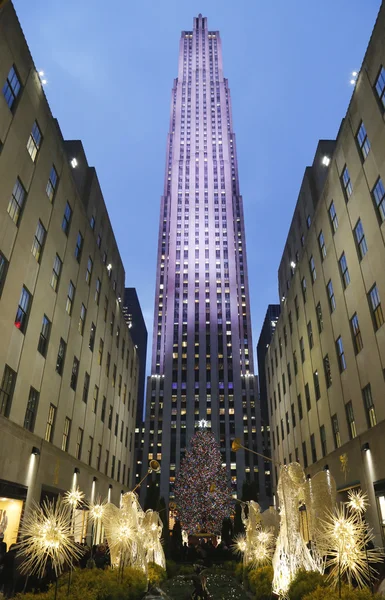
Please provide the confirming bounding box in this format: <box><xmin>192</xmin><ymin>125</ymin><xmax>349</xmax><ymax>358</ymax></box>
<box><xmin>96</xmin><ymin>444</ymin><xmax>102</xmax><ymax>471</ymax></box>
<box><xmin>327</xmin><ymin>280</ymin><xmax>336</xmax><ymax>313</ymax></box>
<box><xmin>339</xmin><ymin>253</ymin><xmax>350</xmax><ymax>289</ymax></box>
<box><xmin>306</xmin><ymin>215</ymin><xmax>311</xmax><ymax>229</ymax></box>
<box><xmin>111</xmin><ymin>455</ymin><xmax>116</xmax><ymax>480</ymax></box>
<box><xmin>375</xmin><ymin>65</ymin><xmax>385</xmax><ymax>109</ymax></box>
<box><xmin>114</xmin><ymin>413</ymin><xmax>119</xmax><ymax>437</ymax></box>
<box><xmin>368</xmin><ymin>284</ymin><xmax>384</xmax><ymax>331</ymax></box>
<box><xmin>26</xmin><ymin>121</ymin><xmax>42</xmax><ymax>162</ymax></box>
<box><xmin>98</xmin><ymin>338</ymin><xmax>104</xmax><ymax>365</ymax></box>
<box><xmin>31</xmin><ymin>220</ymin><xmax>46</xmax><ymax>262</ymax></box>
<box><xmin>92</xmin><ymin>385</ymin><xmax>99</xmax><ymax>414</ymax></box>
<box><xmin>323</xmin><ymin>354</ymin><xmax>332</xmax><ymax>388</ymax></box>
<box><xmin>106</xmin><ymin>352</ymin><xmax>111</xmax><ymax>377</ymax></box>
<box><xmin>105</xmin><ymin>450</ymin><xmax>109</xmax><ymax>475</ymax></box>
<box><xmin>112</xmin><ymin>364</ymin><xmax>117</xmax><ymax>387</ymax></box>
<box><xmin>350</xmin><ymin>313</ymin><xmax>363</xmax><ymax>354</ymax></box>
<box><xmin>74</xmin><ymin>232</ymin><xmax>83</xmax><ymax>263</ymax></box>
<box><xmin>78</xmin><ymin>304</ymin><xmax>86</xmax><ymax>335</ymax></box>
<box><xmin>62</xmin><ymin>417</ymin><xmax>71</xmax><ymax>452</ymax></box>
<box><xmin>15</xmin><ymin>286</ymin><xmax>31</xmax><ymax>333</ymax></box>
<box><xmin>50</xmin><ymin>254</ymin><xmax>62</xmax><ymax>291</ymax></box>
<box><xmin>291</xmin><ymin>403</ymin><xmax>296</xmax><ymax>428</ymax></box>
<box><xmin>56</xmin><ymin>338</ymin><xmax>66</xmax><ymax>375</ymax></box>
<box><xmin>354</xmin><ymin>219</ymin><xmax>368</xmax><ymax>260</ymax></box>
<box><xmin>2</xmin><ymin>65</ymin><xmax>21</xmax><ymax>110</ymax></box>
<box><xmin>82</xmin><ymin>372</ymin><xmax>90</xmax><ymax>403</ymax></box>
<box><xmin>305</xmin><ymin>383</ymin><xmax>311</xmax><ymax>411</ymax></box>
<box><xmin>116</xmin><ymin>326</ymin><xmax>120</xmax><ymax>349</ymax></box>
<box><xmin>294</xmin><ymin>296</ymin><xmax>299</xmax><ymax>320</ymax></box>
<box><xmin>70</xmin><ymin>356</ymin><xmax>79</xmax><ymax>391</ymax></box>
<box><xmin>88</xmin><ymin>436</ymin><xmax>93</xmax><ymax>466</ymax></box>
<box><xmin>86</xmin><ymin>256</ymin><xmax>93</xmax><ymax>285</ymax></box>
<box><xmin>76</xmin><ymin>427</ymin><xmax>83</xmax><ymax>460</ymax></box>
<box><xmin>24</xmin><ymin>387</ymin><xmax>39</xmax><ymax>432</ymax></box>
<box><xmin>336</xmin><ymin>336</ymin><xmax>347</xmax><ymax>373</ymax></box>
<box><xmin>95</xmin><ymin>278</ymin><xmax>101</xmax><ymax>305</ymax></box>
<box><xmin>362</xmin><ymin>384</ymin><xmax>376</xmax><ymax>428</ymax></box>
<box><xmin>320</xmin><ymin>425</ymin><xmax>327</xmax><ymax>457</ymax></box>
<box><xmin>302</xmin><ymin>441</ymin><xmax>308</xmax><ymax>469</ymax></box>
<box><xmin>309</xmin><ymin>256</ymin><xmax>316</xmax><ymax>283</ymax></box>
<box><xmin>7</xmin><ymin>178</ymin><xmax>26</xmax><ymax>226</ymax></box>
<box><xmin>0</xmin><ymin>252</ymin><xmax>8</xmax><ymax>297</ymax></box>
<box><xmin>300</xmin><ymin>337</ymin><xmax>305</xmax><ymax>363</ymax></box>
<box><xmin>293</xmin><ymin>351</ymin><xmax>298</xmax><ymax>375</ymax></box>
<box><xmin>62</xmin><ymin>202</ymin><xmax>72</xmax><ymax>235</ymax></box>
<box><xmin>108</xmin><ymin>405</ymin><xmax>113</xmax><ymax>429</ymax></box>
<box><xmin>101</xmin><ymin>396</ymin><xmax>106</xmax><ymax>422</ymax></box>
<box><xmin>356</xmin><ymin>122</ymin><xmax>370</xmax><ymax>159</ymax></box>
<box><xmin>282</xmin><ymin>374</ymin><xmax>286</xmax><ymax>395</ymax></box>
<box><xmin>90</xmin><ymin>215</ymin><xmax>95</xmax><ymax>230</ymax></box>
<box><xmin>341</xmin><ymin>165</ymin><xmax>352</xmax><ymax>200</ymax></box>
<box><xmin>331</xmin><ymin>414</ymin><xmax>341</xmax><ymax>449</ymax></box>
<box><xmin>307</xmin><ymin>321</ymin><xmax>313</xmax><ymax>349</ymax></box>
<box><xmin>66</xmin><ymin>281</ymin><xmax>75</xmax><ymax>315</ymax></box>
<box><xmin>37</xmin><ymin>315</ymin><xmax>51</xmax><ymax>357</ymax></box>
<box><xmin>328</xmin><ymin>201</ymin><xmax>338</xmax><ymax>233</ymax></box>
<box><xmin>0</xmin><ymin>365</ymin><xmax>16</xmax><ymax>418</ymax></box>
<box><xmin>89</xmin><ymin>322</ymin><xmax>96</xmax><ymax>351</ymax></box>
<box><xmin>345</xmin><ymin>401</ymin><xmax>357</xmax><ymax>439</ymax></box>
<box><xmin>310</xmin><ymin>433</ymin><xmax>317</xmax><ymax>463</ymax></box>
<box><xmin>313</xmin><ymin>370</ymin><xmax>320</xmax><ymax>400</ymax></box>
<box><xmin>297</xmin><ymin>394</ymin><xmax>303</xmax><ymax>420</ymax></box>
<box><xmin>46</xmin><ymin>165</ymin><xmax>58</xmax><ymax>201</ymax></box>
<box><xmin>372</xmin><ymin>178</ymin><xmax>385</xmax><ymax>223</ymax></box>
<box><xmin>301</xmin><ymin>278</ymin><xmax>307</xmax><ymax>303</ymax></box>
<box><xmin>316</xmin><ymin>302</ymin><xmax>323</xmax><ymax>333</ymax></box>
<box><xmin>318</xmin><ymin>231</ymin><xmax>326</xmax><ymax>260</ymax></box>
<box><xmin>45</xmin><ymin>404</ymin><xmax>56</xmax><ymax>442</ymax></box>
<box><xmin>287</xmin><ymin>362</ymin><xmax>292</xmax><ymax>386</ymax></box>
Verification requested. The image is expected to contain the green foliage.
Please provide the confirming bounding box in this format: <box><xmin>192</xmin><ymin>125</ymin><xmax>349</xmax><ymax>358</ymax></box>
<box><xmin>303</xmin><ymin>585</ymin><xmax>383</xmax><ymax>600</ymax></box>
<box><xmin>246</xmin><ymin>565</ymin><xmax>274</xmax><ymax>600</ymax></box>
<box><xmin>147</xmin><ymin>562</ymin><xmax>167</xmax><ymax>588</ymax></box>
<box><xmin>165</xmin><ymin>559</ymin><xmax>178</xmax><ymax>578</ymax></box>
<box><xmin>178</xmin><ymin>564</ymin><xmax>195</xmax><ymax>575</ymax></box>
<box><xmin>234</xmin><ymin>562</ymin><xmax>244</xmax><ymax>582</ymax></box>
<box><xmin>15</xmin><ymin>566</ymin><xmax>147</xmax><ymax>600</ymax></box>
<box><xmin>288</xmin><ymin>569</ymin><xmax>328</xmax><ymax>600</ymax></box>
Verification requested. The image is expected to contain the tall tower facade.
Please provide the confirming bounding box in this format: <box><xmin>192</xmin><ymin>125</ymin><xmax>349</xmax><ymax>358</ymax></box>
<box><xmin>142</xmin><ymin>14</ymin><xmax>264</xmax><ymax>503</ymax></box>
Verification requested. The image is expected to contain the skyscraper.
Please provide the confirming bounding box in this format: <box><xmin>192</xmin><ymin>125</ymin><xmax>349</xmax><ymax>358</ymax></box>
<box><xmin>141</xmin><ymin>14</ymin><xmax>264</xmax><ymax>504</ymax></box>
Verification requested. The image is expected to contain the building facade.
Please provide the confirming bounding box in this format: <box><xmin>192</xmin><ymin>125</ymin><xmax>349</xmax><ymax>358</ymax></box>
<box><xmin>141</xmin><ymin>14</ymin><xmax>265</xmax><ymax>505</ymax></box>
<box><xmin>256</xmin><ymin>304</ymin><xmax>280</xmax><ymax>502</ymax></box>
<box><xmin>122</xmin><ymin>287</ymin><xmax>148</xmax><ymax>488</ymax></box>
<box><xmin>266</xmin><ymin>2</ymin><xmax>385</xmax><ymax>544</ymax></box>
<box><xmin>0</xmin><ymin>2</ymin><xmax>139</xmax><ymax>547</ymax></box>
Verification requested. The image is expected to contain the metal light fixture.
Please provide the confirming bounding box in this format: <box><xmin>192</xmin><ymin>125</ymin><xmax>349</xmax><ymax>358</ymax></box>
<box><xmin>74</xmin><ymin>467</ymin><xmax>80</xmax><ymax>475</ymax></box>
<box><xmin>31</xmin><ymin>446</ymin><xmax>40</xmax><ymax>456</ymax></box>
<box><xmin>323</xmin><ymin>464</ymin><xmax>329</xmax><ymax>471</ymax></box>
<box><xmin>93</xmin><ymin>476</ymin><xmax>98</xmax><ymax>482</ymax></box>
<box><xmin>109</xmin><ymin>484</ymin><xmax>113</xmax><ymax>489</ymax></box>
<box><xmin>361</xmin><ymin>442</ymin><xmax>370</xmax><ymax>452</ymax></box>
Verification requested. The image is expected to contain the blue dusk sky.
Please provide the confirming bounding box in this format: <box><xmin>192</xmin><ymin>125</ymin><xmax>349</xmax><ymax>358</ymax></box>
<box><xmin>14</xmin><ymin>0</ymin><xmax>380</xmax><ymax>378</ymax></box>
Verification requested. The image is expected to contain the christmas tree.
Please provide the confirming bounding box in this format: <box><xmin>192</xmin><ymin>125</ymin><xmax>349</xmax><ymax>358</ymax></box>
<box><xmin>174</xmin><ymin>427</ymin><xmax>234</xmax><ymax>534</ymax></box>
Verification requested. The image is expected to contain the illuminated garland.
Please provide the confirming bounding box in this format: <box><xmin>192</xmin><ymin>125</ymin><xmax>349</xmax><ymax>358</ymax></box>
<box><xmin>174</xmin><ymin>429</ymin><xmax>233</xmax><ymax>534</ymax></box>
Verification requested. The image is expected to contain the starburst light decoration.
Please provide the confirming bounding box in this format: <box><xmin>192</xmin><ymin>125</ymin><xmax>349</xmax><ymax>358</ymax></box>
<box><xmin>231</xmin><ymin>533</ymin><xmax>247</xmax><ymax>557</ymax></box>
<box><xmin>63</xmin><ymin>486</ymin><xmax>85</xmax><ymax>508</ymax></box>
<box><xmin>88</xmin><ymin>497</ymin><xmax>107</xmax><ymax>522</ymax></box>
<box><xmin>17</xmin><ymin>498</ymin><xmax>84</xmax><ymax>578</ymax></box>
<box><xmin>319</xmin><ymin>503</ymin><xmax>383</xmax><ymax>588</ymax></box>
<box><xmin>347</xmin><ymin>489</ymin><xmax>368</xmax><ymax>515</ymax></box>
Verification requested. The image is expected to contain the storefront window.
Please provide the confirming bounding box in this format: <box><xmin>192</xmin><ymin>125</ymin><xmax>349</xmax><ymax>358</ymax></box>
<box><xmin>0</xmin><ymin>497</ymin><xmax>23</xmax><ymax>549</ymax></box>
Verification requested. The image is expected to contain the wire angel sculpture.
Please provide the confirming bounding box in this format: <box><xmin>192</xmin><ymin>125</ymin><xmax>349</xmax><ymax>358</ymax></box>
<box><xmin>141</xmin><ymin>509</ymin><xmax>166</xmax><ymax>569</ymax></box>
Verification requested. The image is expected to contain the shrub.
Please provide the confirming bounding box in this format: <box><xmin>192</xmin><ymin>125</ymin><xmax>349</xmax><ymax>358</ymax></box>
<box><xmin>247</xmin><ymin>565</ymin><xmax>273</xmax><ymax>600</ymax></box>
<box><xmin>147</xmin><ymin>562</ymin><xmax>167</xmax><ymax>588</ymax></box>
<box><xmin>234</xmin><ymin>562</ymin><xmax>244</xmax><ymax>582</ymax></box>
<box><xmin>166</xmin><ymin>559</ymin><xmax>178</xmax><ymax>578</ymax></box>
<box><xmin>288</xmin><ymin>569</ymin><xmax>328</xmax><ymax>600</ymax></box>
<box><xmin>178</xmin><ymin>564</ymin><xmax>195</xmax><ymax>576</ymax></box>
<box><xmin>15</xmin><ymin>566</ymin><xmax>147</xmax><ymax>600</ymax></box>
<box><xmin>303</xmin><ymin>584</ymin><xmax>383</xmax><ymax>600</ymax></box>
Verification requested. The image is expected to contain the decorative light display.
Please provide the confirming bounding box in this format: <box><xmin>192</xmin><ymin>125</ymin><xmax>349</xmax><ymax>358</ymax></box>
<box><xmin>142</xmin><ymin>509</ymin><xmax>166</xmax><ymax>569</ymax></box>
<box><xmin>231</xmin><ymin>533</ymin><xmax>247</xmax><ymax>556</ymax></box>
<box><xmin>17</xmin><ymin>498</ymin><xmax>84</xmax><ymax>578</ymax></box>
<box><xmin>319</xmin><ymin>503</ymin><xmax>383</xmax><ymax>589</ymax></box>
<box><xmin>347</xmin><ymin>489</ymin><xmax>368</xmax><ymax>515</ymax></box>
<box><xmin>272</xmin><ymin>463</ymin><xmax>324</xmax><ymax>598</ymax></box>
<box><xmin>174</xmin><ymin>429</ymin><xmax>233</xmax><ymax>535</ymax></box>
<box><xmin>88</xmin><ymin>497</ymin><xmax>107</xmax><ymax>522</ymax></box>
<box><xmin>63</xmin><ymin>486</ymin><xmax>85</xmax><ymax>508</ymax></box>
<box><xmin>238</xmin><ymin>500</ymin><xmax>275</xmax><ymax>568</ymax></box>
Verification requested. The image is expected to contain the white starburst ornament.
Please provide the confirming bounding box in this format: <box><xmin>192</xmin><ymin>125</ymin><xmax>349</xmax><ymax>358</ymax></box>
<box><xmin>88</xmin><ymin>497</ymin><xmax>107</xmax><ymax>522</ymax></box>
<box><xmin>63</xmin><ymin>486</ymin><xmax>85</xmax><ymax>508</ymax></box>
<box><xmin>17</xmin><ymin>498</ymin><xmax>84</xmax><ymax>578</ymax></box>
<box><xmin>347</xmin><ymin>489</ymin><xmax>368</xmax><ymax>515</ymax></box>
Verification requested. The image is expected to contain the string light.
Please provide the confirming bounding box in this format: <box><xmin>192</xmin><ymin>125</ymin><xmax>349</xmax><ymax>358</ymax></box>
<box><xmin>174</xmin><ymin>430</ymin><xmax>233</xmax><ymax>534</ymax></box>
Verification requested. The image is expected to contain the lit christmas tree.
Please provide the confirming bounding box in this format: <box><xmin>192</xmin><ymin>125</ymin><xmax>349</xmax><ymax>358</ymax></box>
<box><xmin>174</xmin><ymin>426</ymin><xmax>234</xmax><ymax>534</ymax></box>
